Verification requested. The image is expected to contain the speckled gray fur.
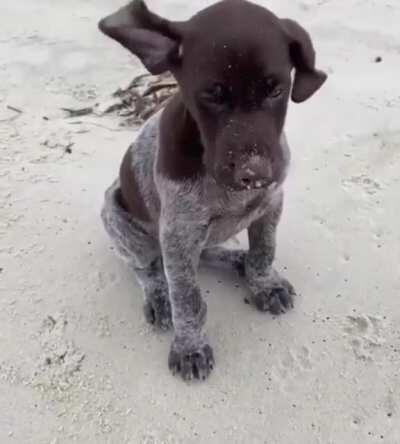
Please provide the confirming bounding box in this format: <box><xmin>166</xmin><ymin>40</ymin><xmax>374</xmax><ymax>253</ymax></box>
<box><xmin>101</xmin><ymin>111</ymin><xmax>294</xmax><ymax>380</ymax></box>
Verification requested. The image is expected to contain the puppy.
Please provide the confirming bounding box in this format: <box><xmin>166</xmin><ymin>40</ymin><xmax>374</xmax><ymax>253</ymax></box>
<box><xmin>99</xmin><ymin>0</ymin><xmax>326</xmax><ymax>381</ymax></box>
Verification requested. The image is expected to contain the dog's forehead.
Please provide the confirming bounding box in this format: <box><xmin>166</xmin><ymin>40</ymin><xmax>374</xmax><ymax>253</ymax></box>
<box><xmin>189</xmin><ymin>0</ymin><xmax>279</xmax><ymax>27</ymax></box>
<box><xmin>183</xmin><ymin>1</ymin><xmax>290</xmax><ymax>79</ymax></box>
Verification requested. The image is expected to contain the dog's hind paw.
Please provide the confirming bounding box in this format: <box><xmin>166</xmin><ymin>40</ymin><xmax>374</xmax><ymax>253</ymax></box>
<box><xmin>143</xmin><ymin>296</ymin><xmax>172</xmax><ymax>331</ymax></box>
<box><xmin>252</xmin><ymin>278</ymin><xmax>295</xmax><ymax>315</ymax></box>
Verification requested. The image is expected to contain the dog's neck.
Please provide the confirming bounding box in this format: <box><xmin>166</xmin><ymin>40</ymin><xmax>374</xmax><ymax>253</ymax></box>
<box><xmin>157</xmin><ymin>93</ymin><xmax>205</xmax><ymax>181</ymax></box>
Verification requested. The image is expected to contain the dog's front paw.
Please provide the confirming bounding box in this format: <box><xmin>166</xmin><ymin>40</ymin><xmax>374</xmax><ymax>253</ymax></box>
<box><xmin>143</xmin><ymin>295</ymin><xmax>172</xmax><ymax>331</ymax></box>
<box><xmin>168</xmin><ymin>338</ymin><xmax>215</xmax><ymax>381</ymax></box>
<box><xmin>251</xmin><ymin>276</ymin><xmax>295</xmax><ymax>315</ymax></box>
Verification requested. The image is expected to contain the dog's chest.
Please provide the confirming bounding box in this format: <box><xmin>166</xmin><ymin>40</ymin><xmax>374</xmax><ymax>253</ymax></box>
<box><xmin>205</xmin><ymin>189</ymin><xmax>270</xmax><ymax>245</ymax></box>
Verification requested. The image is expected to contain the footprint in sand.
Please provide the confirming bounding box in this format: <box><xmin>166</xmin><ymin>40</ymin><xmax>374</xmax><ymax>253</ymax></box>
<box><xmin>271</xmin><ymin>346</ymin><xmax>313</xmax><ymax>392</ymax></box>
<box><xmin>91</xmin><ymin>269</ymin><xmax>117</xmax><ymax>291</ymax></box>
<box><xmin>343</xmin><ymin>315</ymin><xmax>385</xmax><ymax>361</ymax></box>
<box><xmin>140</xmin><ymin>433</ymin><xmax>178</xmax><ymax>444</ymax></box>
<box><xmin>341</xmin><ymin>174</ymin><xmax>382</xmax><ymax>196</ymax></box>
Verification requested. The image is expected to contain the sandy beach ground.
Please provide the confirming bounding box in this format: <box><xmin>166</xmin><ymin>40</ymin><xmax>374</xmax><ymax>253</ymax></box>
<box><xmin>1</xmin><ymin>0</ymin><xmax>399</xmax><ymax>443</ymax></box>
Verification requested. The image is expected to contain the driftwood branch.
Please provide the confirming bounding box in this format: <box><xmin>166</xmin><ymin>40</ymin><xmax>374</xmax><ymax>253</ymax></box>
<box><xmin>61</xmin><ymin>73</ymin><xmax>178</xmax><ymax>127</ymax></box>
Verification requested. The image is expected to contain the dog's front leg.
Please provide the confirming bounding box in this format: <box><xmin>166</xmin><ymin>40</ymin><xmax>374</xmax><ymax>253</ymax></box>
<box><xmin>160</xmin><ymin>218</ymin><xmax>214</xmax><ymax>381</ymax></box>
<box><xmin>245</xmin><ymin>191</ymin><xmax>296</xmax><ymax>315</ymax></box>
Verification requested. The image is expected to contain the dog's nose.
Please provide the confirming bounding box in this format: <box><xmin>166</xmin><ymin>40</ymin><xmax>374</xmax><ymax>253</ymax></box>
<box><xmin>232</xmin><ymin>156</ymin><xmax>272</xmax><ymax>189</ymax></box>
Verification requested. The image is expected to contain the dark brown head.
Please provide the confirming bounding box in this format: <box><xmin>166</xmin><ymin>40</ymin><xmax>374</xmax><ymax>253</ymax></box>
<box><xmin>99</xmin><ymin>0</ymin><xmax>327</xmax><ymax>191</ymax></box>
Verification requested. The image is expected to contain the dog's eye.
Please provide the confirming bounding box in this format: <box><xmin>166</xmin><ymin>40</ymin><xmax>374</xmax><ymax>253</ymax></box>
<box><xmin>264</xmin><ymin>78</ymin><xmax>283</xmax><ymax>99</ymax></box>
<box><xmin>202</xmin><ymin>83</ymin><xmax>230</xmax><ymax>106</ymax></box>
<box><xmin>269</xmin><ymin>87</ymin><xmax>283</xmax><ymax>98</ymax></box>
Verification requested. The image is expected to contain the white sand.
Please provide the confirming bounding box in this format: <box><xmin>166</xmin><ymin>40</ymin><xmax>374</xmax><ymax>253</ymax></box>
<box><xmin>1</xmin><ymin>0</ymin><xmax>399</xmax><ymax>443</ymax></box>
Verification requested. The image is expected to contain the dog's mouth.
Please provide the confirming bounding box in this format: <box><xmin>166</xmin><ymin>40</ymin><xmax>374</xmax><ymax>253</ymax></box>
<box><xmin>221</xmin><ymin>179</ymin><xmax>278</xmax><ymax>193</ymax></box>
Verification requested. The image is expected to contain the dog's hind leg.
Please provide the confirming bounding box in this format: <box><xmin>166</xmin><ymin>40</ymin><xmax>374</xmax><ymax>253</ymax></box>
<box><xmin>200</xmin><ymin>246</ymin><xmax>246</xmax><ymax>276</ymax></box>
<box><xmin>101</xmin><ymin>180</ymin><xmax>172</xmax><ymax>331</ymax></box>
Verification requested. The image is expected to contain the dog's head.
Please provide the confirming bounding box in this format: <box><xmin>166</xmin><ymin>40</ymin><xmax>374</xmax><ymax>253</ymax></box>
<box><xmin>99</xmin><ymin>0</ymin><xmax>327</xmax><ymax>191</ymax></box>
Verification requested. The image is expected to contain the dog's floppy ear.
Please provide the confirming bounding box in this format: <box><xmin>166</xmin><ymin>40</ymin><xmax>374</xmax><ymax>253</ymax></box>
<box><xmin>98</xmin><ymin>0</ymin><xmax>182</xmax><ymax>75</ymax></box>
<box><xmin>281</xmin><ymin>19</ymin><xmax>327</xmax><ymax>103</ymax></box>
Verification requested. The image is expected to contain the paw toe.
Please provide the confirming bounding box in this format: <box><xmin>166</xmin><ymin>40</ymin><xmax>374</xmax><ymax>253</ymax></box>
<box><xmin>143</xmin><ymin>299</ymin><xmax>172</xmax><ymax>331</ymax></box>
<box><xmin>168</xmin><ymin>350</ymin><xmax>181</xmax><ymax>375</ymax></box>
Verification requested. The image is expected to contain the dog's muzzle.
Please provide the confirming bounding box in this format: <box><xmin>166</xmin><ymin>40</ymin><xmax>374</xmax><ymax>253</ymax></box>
<box><xmin>222</xmin><ymin>154</ymin><xmax>273</xmax><ymax>191</ymax></box>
